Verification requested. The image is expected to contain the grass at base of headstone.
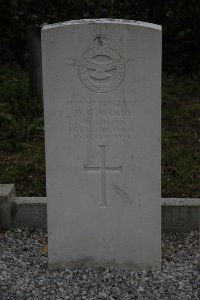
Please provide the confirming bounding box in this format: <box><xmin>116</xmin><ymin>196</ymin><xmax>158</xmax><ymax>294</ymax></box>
<box><xmin>0</xmin><ymin>63</ymin><xmax>200</xmax><ymax>197</ymax></box>
<box><xmin>0</xmin><ymin>137</ymin><xmax>46</xmax><ymax>196</ymax></box>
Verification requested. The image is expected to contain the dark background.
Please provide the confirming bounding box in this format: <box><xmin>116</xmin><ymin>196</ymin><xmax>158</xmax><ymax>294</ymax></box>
<box><xmin>0</xmin><ymin>0</ymin><xmax>200</xmax><ymax>73</ymax></box>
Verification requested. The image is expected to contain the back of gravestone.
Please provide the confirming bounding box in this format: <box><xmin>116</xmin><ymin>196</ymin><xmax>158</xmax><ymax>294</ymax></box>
<box><xmin>42</xmin><ymin>19</ymin><xmax>162</xmax><ymax>270</ymax></box>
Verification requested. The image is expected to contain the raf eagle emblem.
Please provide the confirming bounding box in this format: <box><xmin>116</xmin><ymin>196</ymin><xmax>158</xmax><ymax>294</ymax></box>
<box><xmin>71</xmin><ymin>34</ymin><xmax>127</xmax><ymax>93</ymax></box>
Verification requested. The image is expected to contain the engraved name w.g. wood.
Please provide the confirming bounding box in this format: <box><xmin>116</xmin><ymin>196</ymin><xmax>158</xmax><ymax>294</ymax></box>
<box><xmin>84</xmin><ymin>145</ymin><xmax>122</xmax><ymax>207</ymax></box>
<box><xmin>70</xmin><ymin>34</ymin><xmax>128</xmax><ymax>93</ymax></box>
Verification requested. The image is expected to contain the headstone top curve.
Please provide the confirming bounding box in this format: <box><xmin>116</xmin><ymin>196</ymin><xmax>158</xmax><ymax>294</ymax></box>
<box><xmin>42</xmin><ymin>18</ymin><xmax>162</xmax><ymax>31</ymax></box>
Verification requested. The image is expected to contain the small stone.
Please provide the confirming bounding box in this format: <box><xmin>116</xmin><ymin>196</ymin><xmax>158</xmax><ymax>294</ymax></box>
<box><xmin>104</xmin><ymin>273</ymin><xmax>111</xmax><ymax>279</ymax></box>
<box><xmin>98</xmin><ymin>292</ymin><xmax>107</xmax><ymax>299</ymax></box>
<box><xmin>138</xmin><ymin>286</ymin><xmax>144</xmax><ymax>293</ymax></box>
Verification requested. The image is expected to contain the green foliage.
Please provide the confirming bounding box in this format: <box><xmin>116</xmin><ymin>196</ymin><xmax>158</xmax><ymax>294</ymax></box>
<box><xmin>0</xmin><ymin>139</ymin><xmax>45</xmax><ymax>196</ymax></box>
<box><xmin>0</xmin><ymin>64</ymin><xmax>45</xmax><ymax>196</ymax></box>
<box><xmin>162</xmin><ymin>73</ymin><xmax>200</xmax><ymax>197</ymax></box>
<box><xmin>0</xmin><ymin>64</ymin><xmax>43</xmax><ymax>149</ymax></box>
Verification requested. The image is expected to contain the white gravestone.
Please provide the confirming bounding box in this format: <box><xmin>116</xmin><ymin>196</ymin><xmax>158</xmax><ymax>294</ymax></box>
<box><xmin>42</xmin><ymin>19</ymin><xmax>162</xmax><ymax>270</ymax></box>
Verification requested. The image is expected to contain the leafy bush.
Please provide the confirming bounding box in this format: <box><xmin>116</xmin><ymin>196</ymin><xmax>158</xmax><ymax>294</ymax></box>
<box><xmin>0</xmin><ymin>64</ymin><xmax>43</xmax><ymax>149</ymax></box>
<box><xmin>162</xmin><ymin>73</ymin><xmax>200</xmax><ymax>197</ymax></box>
<box><xmin>0</xmin><ymin>64</ymin><xmax>45</xmax><ymax>196</ymax></box>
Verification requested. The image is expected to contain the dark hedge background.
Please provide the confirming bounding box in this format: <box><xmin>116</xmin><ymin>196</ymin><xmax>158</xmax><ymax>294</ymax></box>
<box><xmin>0</xmin><ymin>0</ymin><xmax>200</xmax><ymax>73</ymax></box>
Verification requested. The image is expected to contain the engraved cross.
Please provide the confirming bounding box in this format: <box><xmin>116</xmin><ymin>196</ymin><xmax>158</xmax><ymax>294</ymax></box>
<box><xmin>84</xmin><ymin>145</ymin><xmax>122</xmax><ymax>207</ymax></box>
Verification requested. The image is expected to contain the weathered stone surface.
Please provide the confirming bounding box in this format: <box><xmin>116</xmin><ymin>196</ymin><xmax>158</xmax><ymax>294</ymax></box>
<box><xmin>11</xmin><ymin>197</ymin><xmax>47</xmax><ymax>229</ymax></box>
<box><xmin>42</xmin><ymin>19</ymin><xmax>162</xmax><ymax>269</ymax></box>
<box><xmin>0</xmin><ymin>184</ymin><xmax>15</xmax><ymax>229</ymax></box>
